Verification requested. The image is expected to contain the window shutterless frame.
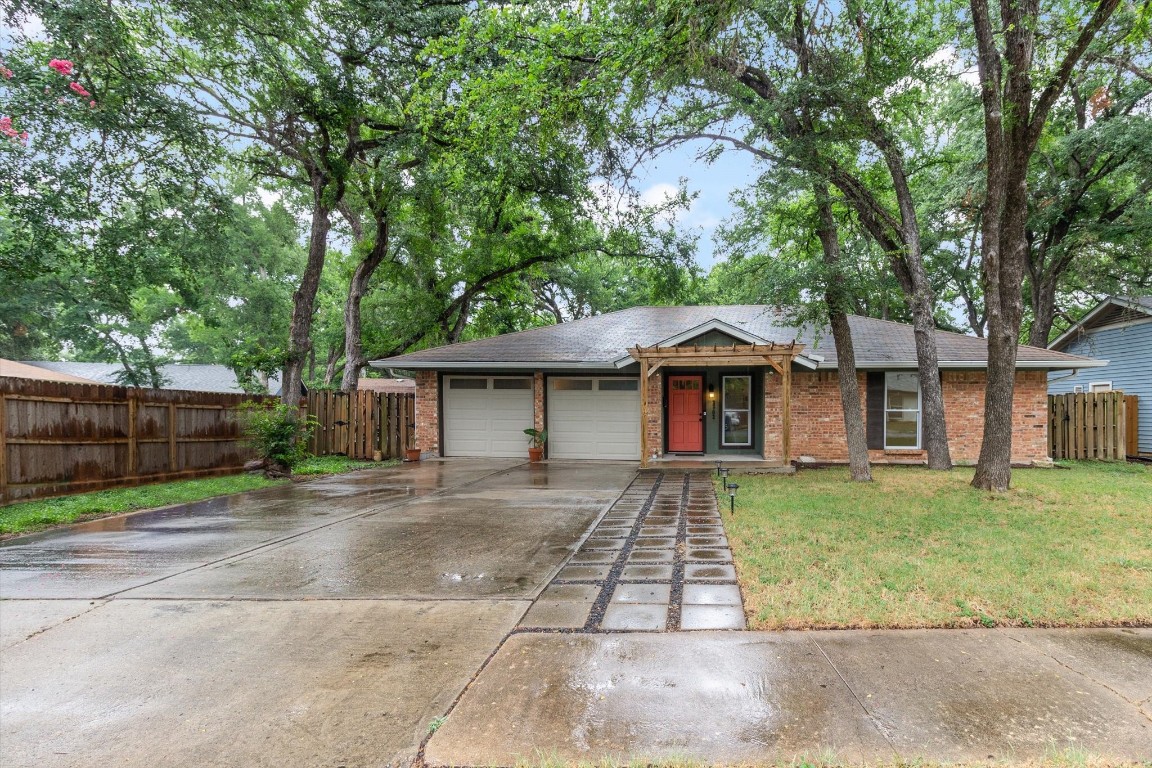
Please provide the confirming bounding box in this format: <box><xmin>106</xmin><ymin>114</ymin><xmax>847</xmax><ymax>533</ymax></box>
<box><xmin>721</xmin><ymin>375</ymin><xmax>752</xmax><ymax>447</ymax></box>
<box><xmin>883</xmin><ymin>372</ymin><xmax>921</xmax><ymax>449</ymax></box>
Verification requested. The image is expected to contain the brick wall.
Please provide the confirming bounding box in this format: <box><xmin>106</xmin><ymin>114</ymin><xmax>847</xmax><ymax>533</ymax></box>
<box><xmin>645</xmin><ymin>373</ymin><xmax>663</xmax><ymax>461</ymax></box>
<box><xmin>414</xmin><ymin>371</ymin><xmax>439</xmax><ymax>457</ymax></box>
<box><xmin>785</xmin><ymin>369</ymin><xmax>1049</xmax><ymax>464</ymax></box>
<box><xmin>533</xmin><ymin>371</ymin><xmax>545</xmax><ymax>433</ymax></box>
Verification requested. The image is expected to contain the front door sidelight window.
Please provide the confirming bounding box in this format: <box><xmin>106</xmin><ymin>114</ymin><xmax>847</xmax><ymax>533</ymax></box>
<box><xmin>722</xmin><ymin>375</ymin><xmax>751</xmax><ymax>446</ymax></box>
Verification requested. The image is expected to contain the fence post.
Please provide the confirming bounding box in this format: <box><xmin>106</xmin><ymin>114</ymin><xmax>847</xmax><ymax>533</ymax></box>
<box><xmin>168</xmin><ymin>402</ymin><xmax>178</xmax><ymax>472</ymax></box>
<box><xmin>0</xmin><ymin>391</ymin><xmax>7</xmax><ymax>505</ymax></box>
<box><xmin>127</xmin><ymin>390</ymin><xmax>138</xmax><ymax>479</ymax></box>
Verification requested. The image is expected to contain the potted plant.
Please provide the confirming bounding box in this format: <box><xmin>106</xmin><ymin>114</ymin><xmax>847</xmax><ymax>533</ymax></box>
<box><xmin>524</xmin><ymin>427</ymin><xmax>548</xmax><ymax>462</ymax></box>
<box><xmin>405</xmin><ymin>420</ymin><xmax>420</xmax><ymax>462</ymax></box>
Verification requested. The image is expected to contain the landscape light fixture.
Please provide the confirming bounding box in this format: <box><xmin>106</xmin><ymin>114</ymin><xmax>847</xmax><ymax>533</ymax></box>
<box><xmin>726</xmin><ymin>482</ymin><xmax>740</xmax><ymax>515</ymax></box>
<box><xmin>715</xmin><ymin>459</ymin><xmax>724</xmax><ymax>477</ymax></box>
<box><xmin>719</xmin><ymin>467</ymin><xmax>730</xmax><ymax>481</ymax></box>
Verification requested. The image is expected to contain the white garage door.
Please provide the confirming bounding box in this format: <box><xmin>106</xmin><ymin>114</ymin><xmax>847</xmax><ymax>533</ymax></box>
<box><xmin>443</xmin><ymin>376</ymin><xmax>534</xmax><ymax>457</ymax></box>
<box><xmin>548</xmin><ymin>377</ymin><xmax>641</xmax><ymax>460</ymax></box>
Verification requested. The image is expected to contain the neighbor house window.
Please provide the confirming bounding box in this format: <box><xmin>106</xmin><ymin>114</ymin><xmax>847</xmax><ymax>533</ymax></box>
<box><xmin>1089</xmin><ymin>381</ymin><xmax>1113</xmax><ymax>393</ymax></box>
<box><xmin>722</xmin><ymin>375</ymin><xmax>752</xmax><ymax>447</ymax></box>
<box><xmin>884</xmin><ymin>372</ymin><xmax>921</xmax><ymax>448</ymax></box>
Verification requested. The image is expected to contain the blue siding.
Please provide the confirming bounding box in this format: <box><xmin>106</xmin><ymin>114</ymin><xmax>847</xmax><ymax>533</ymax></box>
<box><xmin>1048</xmin><ymin>321</ymin><xmax>1152</xmax><ymax>454</ymax></box>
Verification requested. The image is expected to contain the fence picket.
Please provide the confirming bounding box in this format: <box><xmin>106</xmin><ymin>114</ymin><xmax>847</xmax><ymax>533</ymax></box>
<box><xmin>1048</xmin><ymin>391</ymin><xmax>1132</xmax><ymax>461</ymax></box>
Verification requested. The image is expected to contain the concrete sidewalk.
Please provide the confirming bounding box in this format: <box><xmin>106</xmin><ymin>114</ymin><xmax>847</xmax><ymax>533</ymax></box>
<box><xmin>425</xmin><ymin>627</ymin><xmax>1152</xmax><ymax>765</ymax></box>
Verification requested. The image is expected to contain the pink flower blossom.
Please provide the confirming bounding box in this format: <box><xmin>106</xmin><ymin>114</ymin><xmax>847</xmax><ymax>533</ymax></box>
<box><xmin>69</xmin><ymin>81</ymin><xmax>91</xmax><ymax>97</ymax></box>
<box><xmin>0</xmin><ymin>66</ymin><xmax>12</xmax><ymax>79</ymax></box>
<box><xmin>0</xmin><ymin>116</ymin><xmax>26</xmax><ymax>145</ymax></box>
<box><xmin>89</xmin><ymin>100</ymin><xmax>97</xmax><ymax>108</ymax></box>
<box><xmin>48</xmin><ymin>59</ymin><xmax>74</xmax><ymax>76</ymax></box>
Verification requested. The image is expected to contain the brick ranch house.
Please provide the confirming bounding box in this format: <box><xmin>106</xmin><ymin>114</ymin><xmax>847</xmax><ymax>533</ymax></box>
<box><xmin>371</xmin><ymin>306</ymin><xmax>1104</xmax><ymax>468</ymax></box>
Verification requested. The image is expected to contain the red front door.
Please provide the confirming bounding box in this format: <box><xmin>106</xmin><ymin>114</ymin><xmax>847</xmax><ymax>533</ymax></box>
<box><xmin>668</xmin><ymin>375</ymin><xmax>704</xmax><ymax>452</ymax></box>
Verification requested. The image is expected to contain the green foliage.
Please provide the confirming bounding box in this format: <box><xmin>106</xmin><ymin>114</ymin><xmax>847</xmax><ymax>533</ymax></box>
<box><xmin>239</xmin><ymin>401</ymin><xmax>317</xmax><ymax>470</ymax></box>
<box><xmin>524</xmin><ymin>428</ymin><xmax>548</xmax><ymax>449</ymax></box>
<box><xmin>292</xmin><ymin>455</ymin><xmax>391</xmax><ymax>476</ymax></box>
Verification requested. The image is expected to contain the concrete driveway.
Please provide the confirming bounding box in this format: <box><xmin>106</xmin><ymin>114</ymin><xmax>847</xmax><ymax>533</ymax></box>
<box><xmin>0</xmin><ymin>460</ymin><xmax>636</xmax><ymax>768</ymax></box>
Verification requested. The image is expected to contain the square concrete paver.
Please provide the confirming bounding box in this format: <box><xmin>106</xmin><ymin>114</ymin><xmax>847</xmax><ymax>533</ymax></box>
<box><xmin>538</xmin><ymin>583</ymin><xmax>600</xmax><ymax>602</ymax></box>
<box><xmin>620</xmin><ymin>564</ymin><xmax>673</xmax><ymax>581</ymax></box>
<box><xmin>680</xmin><ymin>605</ymin><xmax>746</xmax><ymax>630</ymax></box>
<box><xmin>570</xmin><ymin>551</ymin><xmax>616</xmax><ymax>564</ymax></box>
<box><xmin>686</xmin><ymin>548</ymin><xmax>730</xmax><ymax>561</ymax></box>
<box><xmin>684</xmin><ymin>564</ymin><xmax>737</xmax><ymax>581</ymax></box>
<box><xmin>634</xmin><ymin>537</ymin><xmax>676</xmax><ymax>549</ymax></box>
<box><xmin>627</xmin><ymin>549</ymin><xmax>674</xmax><ymax>563</ymax></box>
<box><xmin>555</xmin><ymin>564</ymin><xmax>611</xmax><ymax>581</ymax></box>
<box><xmin>611</xmin><ymin>583</ymin><xmax>671</xmax><ymax>604</ymax></box>
<box><xmin>601</xmin><ymin>603</ymin><xmax>668</xmax><ymax>631</ymax></box>
<box><xmin>683</xmin><ymin>584</ymin><xmax>743</xmax><ymax>606</ymax></box>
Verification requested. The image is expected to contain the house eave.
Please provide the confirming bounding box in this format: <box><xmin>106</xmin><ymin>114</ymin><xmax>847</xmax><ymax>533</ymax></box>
<box><xmin>824</xmin><ymin>359</ymin><xmax>1108</xmax><ymax>370</ymax></box>
<box><xmin>368</xmin><ymin>359</ymin><xmax>625</xmax><ymax>371</ymax></box>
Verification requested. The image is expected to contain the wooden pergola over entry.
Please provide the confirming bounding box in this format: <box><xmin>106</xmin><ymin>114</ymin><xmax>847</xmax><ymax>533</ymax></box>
<box><xmin>628</xmin><ymin>342</ymin><xmax>807</xmax><ymax>466</ymax></box>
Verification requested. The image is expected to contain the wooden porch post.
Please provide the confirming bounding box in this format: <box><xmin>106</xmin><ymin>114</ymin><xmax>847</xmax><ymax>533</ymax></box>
<box><xmin>781</xmin><ymin>358</ymin><xmax>792</xmax><ymax>465</ymax></box>
<box><xmin>639</xmin><ymin>356</ymin><xmax>649</xmax><ymax>468</ymax></box>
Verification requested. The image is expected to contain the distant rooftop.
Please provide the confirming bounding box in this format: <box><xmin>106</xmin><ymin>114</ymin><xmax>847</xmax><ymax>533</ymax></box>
<box><xmin>16</xmin><ymin>362</ymin><xmax>282</xmax><ymax>395</ymax></box>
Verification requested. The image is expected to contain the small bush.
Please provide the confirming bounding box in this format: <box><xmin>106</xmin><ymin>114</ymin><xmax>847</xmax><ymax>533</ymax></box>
<box><xmin>240</xmin><ymin>401</ymin><xmax>317</xmax><ymax>475</ymax></box>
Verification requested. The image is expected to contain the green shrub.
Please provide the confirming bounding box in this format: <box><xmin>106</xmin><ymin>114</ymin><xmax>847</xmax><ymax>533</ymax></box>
<box><xmin>240</xmin><ymin>401</ymin><xmax>317</xmax><ymax>473</ymax></box>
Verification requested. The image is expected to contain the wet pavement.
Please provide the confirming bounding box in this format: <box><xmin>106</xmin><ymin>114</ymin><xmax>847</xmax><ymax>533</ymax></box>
<box><xmin>520</xmin><ymin>470</ymin><xmax>745</xmax><ymax>632</ymax></box>
<box><xmin>0</xmin><ymin>459</ymin><xmax>637</xmax><ymax>768</ymax></box>
<box><xmin>425</xmin><ymin>628</ymin><xmax>1152</xmax><ymax>765</ymax></box>
<box><xmin>6</xmin><ymin>461</ymin><xmax>1152</xmax><ymax>767</ymax></box>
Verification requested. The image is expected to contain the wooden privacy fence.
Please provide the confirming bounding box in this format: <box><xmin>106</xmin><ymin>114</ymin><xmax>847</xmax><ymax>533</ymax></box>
<box><xmin>306</xmin><ymin>389</ymin><xmax>414</xmax><ymax>460</ymax></box>
<box><xmin>0</xmin><ymin>377</ymin><xmax>274</xmax><ymax>504</ymax></box>
<box><xmin>1048</xmin><ymin>391</ymin><xmax>1134</xmax><ymax>461</ymax></box>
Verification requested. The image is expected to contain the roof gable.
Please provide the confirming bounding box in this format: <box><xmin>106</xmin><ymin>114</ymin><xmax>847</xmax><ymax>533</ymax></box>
<box><xmin>1050</xmin><ymin>296</ymin><xmax>1152</xmax><ymax>351</ymax></box>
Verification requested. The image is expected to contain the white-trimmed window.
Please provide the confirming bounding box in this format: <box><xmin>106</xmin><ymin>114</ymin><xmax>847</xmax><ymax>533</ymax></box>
<box><xmin>884</xmin><ymin>372</ymin><xmax>921</xmax><ymax>449</ymax></box>
<box><xmin>1089</xmin><ymin>381</ymin><xmax>1113</xmax><ymax>393</ymax></box>
<box><xmin>721</xmin><ymin>375</ymin><xmax>752</xmax><ymax>446</ymax></box>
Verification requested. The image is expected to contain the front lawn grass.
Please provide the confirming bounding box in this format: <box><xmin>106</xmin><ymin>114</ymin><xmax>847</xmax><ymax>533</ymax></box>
<box><xmin>722</xmin><ymin>461</ymin><xmax>1151</xmax><ymax>630</ymax></box>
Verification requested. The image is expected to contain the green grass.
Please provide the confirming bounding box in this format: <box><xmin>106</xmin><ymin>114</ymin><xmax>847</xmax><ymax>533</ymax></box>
<box><xmin>0</xmin><ymin>474</ymin><xmax>286</xmax><ymax>537</ymax></box>
<box><xmin>1</xmin><ymin>454</ymin><xmax>398</xmax><ymax>537</ymax></box>
<box><xmin>721</xmin><ymin>461</ymin><xmax>1152</xmax><ymax>630</ymax></box>
<box><xmin>293</xmin><ymin>455</ymin><xmax>396</xmax><ymax>476</ymax></box>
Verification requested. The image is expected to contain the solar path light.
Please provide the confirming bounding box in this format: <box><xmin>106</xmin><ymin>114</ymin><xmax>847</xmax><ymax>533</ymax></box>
<box><xmin>726</xmin><ymin>482</ymin><xmax>739</xmax><ymax>515</ymax></box>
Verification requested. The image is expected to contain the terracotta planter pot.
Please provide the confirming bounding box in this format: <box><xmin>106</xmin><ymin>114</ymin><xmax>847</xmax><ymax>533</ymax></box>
<box><xmin>528</xmin><ymin>447</ymin><xmax>544</xmax><ymax>462</ymax></box>
<box><xmin>405</xmin><ymin>448</ymin><xmax>421</xmax><ymax>462</ymax></box>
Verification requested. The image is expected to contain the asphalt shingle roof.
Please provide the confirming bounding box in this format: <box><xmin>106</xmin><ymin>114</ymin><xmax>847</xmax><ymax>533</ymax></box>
<box><xmin>18</xmin><ymin>362</ymin><xmax>283</xmax><ymax>394</ymax></box>
<box><xmin>372</xmin><ymin>305</ymin><xmax>1100</xmax><ymax>370</ymax></box>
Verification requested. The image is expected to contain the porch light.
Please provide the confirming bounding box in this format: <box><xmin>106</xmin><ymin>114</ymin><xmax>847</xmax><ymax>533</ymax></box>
<box><xmin>707</xmin><ymin>384</ymin><xmax>716</xmax><ymax>400</ymax></box>
<box><xmin>726</xmin><ymin>482</ymin><xmax>740</xmax><ymax>515</ymax></box>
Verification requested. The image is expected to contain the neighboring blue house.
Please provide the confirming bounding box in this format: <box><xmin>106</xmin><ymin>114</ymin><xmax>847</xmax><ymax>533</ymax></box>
<box><xmin>1047</xmin><ymin>296</ymin><xmax>1152</xmax><ymax>456</ymax></box>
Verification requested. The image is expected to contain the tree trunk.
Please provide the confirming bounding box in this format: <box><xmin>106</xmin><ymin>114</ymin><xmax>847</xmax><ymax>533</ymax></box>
<box><xmin>282</xmin><ymin>175</ymin><xmax>332</xmax><ymax>405</ymax></box>
<box><xmin>967</xmin><ymin>0</ymin><xmax>1120</xmax><ymax>490</ymax></box>
<box><xmin>323</xmin><ymin>344</ymin><xmax>341</xmax><ymax>388</ymax></box>
<box><xmin>814</xmin><ymin>187</ymin><xmax>871</xmax><ymax>481</ymax></box>
<box><xmin>340</xmin><ymin>215</ymin><xmax>390</xmax><ymax>392</ymax></box>
<box><xmin>1027</xmin><ymin>272</ymin><xmax>1060</xmax><ymax>348</ymax></box>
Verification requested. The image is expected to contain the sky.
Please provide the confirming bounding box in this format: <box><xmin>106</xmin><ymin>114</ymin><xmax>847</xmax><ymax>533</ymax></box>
<box><xmin>627</xmin><ymin>142</ymin><xmax>762</xmax><ymax>270</ymax></box>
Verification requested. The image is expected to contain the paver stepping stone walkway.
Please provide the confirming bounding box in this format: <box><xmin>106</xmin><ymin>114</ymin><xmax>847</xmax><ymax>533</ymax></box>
<box><xmin>519</xmin><ymin>470</ymin><xmax>746</xmax><ymax>632</ymax></box>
